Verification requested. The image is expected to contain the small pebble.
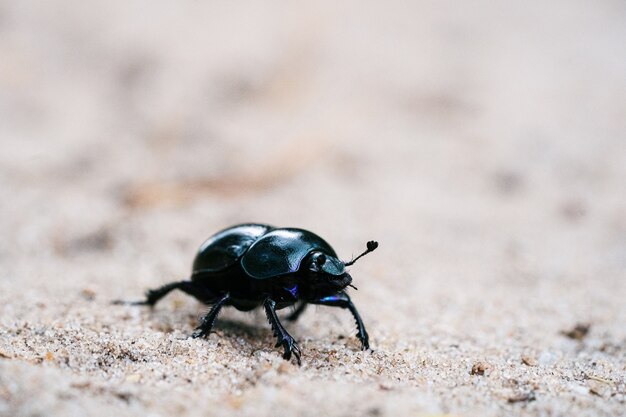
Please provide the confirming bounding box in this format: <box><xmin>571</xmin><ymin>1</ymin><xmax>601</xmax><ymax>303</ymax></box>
<box><xmin>521</xmin><ymin>355</ymin><xmax>538</xmax><ymax>366</ymax></box>
<box><xmin>470</xmin><ymin>362</ymin><xmax>490</xmax><ymax>376</ymax></box>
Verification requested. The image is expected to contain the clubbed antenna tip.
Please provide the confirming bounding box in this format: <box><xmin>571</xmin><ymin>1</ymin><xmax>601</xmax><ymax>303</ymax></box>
<box><xmin>344</xmin><ymin>240</ymin><xmax>379</xmax><ymax>267</ymax></box>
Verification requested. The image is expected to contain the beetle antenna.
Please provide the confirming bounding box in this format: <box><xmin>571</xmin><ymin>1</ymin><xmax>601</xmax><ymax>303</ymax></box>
<box><xmin>344</xmin><ymin>241</ymin><xmax>378</xmax><ymax>266</ymax></box>
<box><xmin>348</xmin><ymin>283</ymin><xmax>358</xmax><ymax>290</ymax></box>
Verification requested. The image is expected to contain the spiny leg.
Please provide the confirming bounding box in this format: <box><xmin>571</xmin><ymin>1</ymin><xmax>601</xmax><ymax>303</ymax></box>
<box><xmin>310</xmin><ymin>291</ymin><xmax>370</xmax><ymax>350</ymax></box>
<box><xmin>192</xmin><ymin>293</ymin><xmax>230</xmax><ymax>339</ymax></box>
<box><xmin>286</xmin><ymin>302</ymin><xmax>308</xmax><ymax>322</ymax></box>
<box><xmin>264</xmin><ymin>298</ymin><xmax>301</xmax><ymax>365</ymax></box>
<box><xmin>113</xmin><ymin>280</ymin><xmax>212</xmax><ymax>306</ymax></box>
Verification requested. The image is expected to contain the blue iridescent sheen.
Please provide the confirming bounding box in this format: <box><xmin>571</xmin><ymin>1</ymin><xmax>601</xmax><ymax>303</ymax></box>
<box><xmin>287</xmin><ymin>285</ymin><xmax>298</xmax><ymax>298</ymax></box>
<box><xmin>319</xmin><ymin>294</ymin><xmax>343</xmax><ymax>303</ymax></box>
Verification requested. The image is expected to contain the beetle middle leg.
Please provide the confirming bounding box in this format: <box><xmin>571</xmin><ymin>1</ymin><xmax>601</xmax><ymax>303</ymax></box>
<box><xmin>264</xmin><ymin>298</ymin><xmax>302</xmax><ymax>365</ymax></box>
<box><xmin>286</xmin><ymin>302</ymin><xmax>308</xmax><ymax>322</ymax></box>
<box><xmin>192</xmin><ymin>293</ymin><xmax>230</xmax><ymax>339</ymax></box>
<box><xmin>309</xmin><ymin>291</ymin><xmax>370</xmax><ymax>350</ymax></box>
<box><xmin>113</xmin><ymin>280</ymin><xmax>216</xmax><ymax>306</ymax></box>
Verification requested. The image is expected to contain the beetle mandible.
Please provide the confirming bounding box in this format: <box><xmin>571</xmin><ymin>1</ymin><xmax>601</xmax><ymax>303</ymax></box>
<box><xmin>115</xmin><ymin>223</ymin><xmax>378</xmax><ymax>365</ymax></box>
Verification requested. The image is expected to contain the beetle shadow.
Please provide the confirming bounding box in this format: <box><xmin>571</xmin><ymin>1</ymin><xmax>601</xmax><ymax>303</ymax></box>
<box><xmin>213</xmin><ymin>318</ymin><xmax>266</xmax><ymax>340</ymax></box>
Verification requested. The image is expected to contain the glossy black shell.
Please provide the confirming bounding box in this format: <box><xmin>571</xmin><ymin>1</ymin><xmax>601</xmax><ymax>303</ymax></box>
<box><xmin>191</xmin><ymin>223</ymin><xmax>344</xmax><ymax>279</ymax></box>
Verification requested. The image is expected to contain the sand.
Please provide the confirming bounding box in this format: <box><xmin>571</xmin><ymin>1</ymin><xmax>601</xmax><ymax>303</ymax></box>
<box><xmin>1</xmin><ymin>1</ymin><xmax>625</xmax><ymax>416</ymax></box>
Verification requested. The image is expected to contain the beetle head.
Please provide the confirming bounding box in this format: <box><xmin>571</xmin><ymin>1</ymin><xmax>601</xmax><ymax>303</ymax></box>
<box><xmin>299</xmin><ymin>251</ymin><xmax>352</xmax><ymax>297</ymax></box>
<box><xmin>300</xmin><ymin>241</ymin><xmax>378</xmax><ymax>298</ymax></box>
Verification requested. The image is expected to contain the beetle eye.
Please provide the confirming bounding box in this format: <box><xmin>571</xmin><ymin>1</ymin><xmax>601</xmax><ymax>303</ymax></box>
<box><xmin>317</xmin><ymin>254</ymin><xmax>326</xmax><ymax>266</ymax></box>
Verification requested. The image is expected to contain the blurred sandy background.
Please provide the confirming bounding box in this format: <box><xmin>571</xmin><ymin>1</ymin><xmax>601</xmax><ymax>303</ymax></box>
<box><xmin>1</xmin><ymin>1</ymin><xmax>625</xmax><ymax>416</ymax></box>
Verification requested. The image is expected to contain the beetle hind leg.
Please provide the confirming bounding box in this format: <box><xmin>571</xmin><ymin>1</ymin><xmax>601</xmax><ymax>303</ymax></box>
<box><xmin>113</xmin><ymin>280</ymin><xmax>213</xmax><ymax>306</ymax></box>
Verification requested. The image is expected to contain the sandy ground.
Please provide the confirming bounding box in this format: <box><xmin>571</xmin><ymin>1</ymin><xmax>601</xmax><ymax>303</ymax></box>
<box><xmin>1</xmin><ymin>1</ymin><xmax>626</xmax><ymax>416</ymax></box>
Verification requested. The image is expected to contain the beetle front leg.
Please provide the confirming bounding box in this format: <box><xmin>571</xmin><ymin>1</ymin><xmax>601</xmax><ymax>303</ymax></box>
<box><xmin>310</xmin><ymin>291</ymin><xmax>370</xmax><ymax>350</ymax></box>
<box><xmin>263</xmin><ymin>298</ymin><xmax>302</xmax><ymax>365</ymax></box>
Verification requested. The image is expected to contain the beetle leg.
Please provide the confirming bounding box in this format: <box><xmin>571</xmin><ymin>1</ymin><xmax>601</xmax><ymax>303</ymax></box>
<box><xmin>263</xmin><ymin>298</ymin><xmax>302</xmax><ymax>365</ymax></box>
<box><xmin>310</xmin><ymin>291</ymin><xmax>370</xmax><ymax>351</ymax></box>
<box><xmin>113</xmin><ymin>280</ymin><xmax>215</xmax><ymax>306</ymax></box>
<box><xmin>192</xmin><ymin>293</ymin><xmax>230</xmax><ymax>339</ymax></box>
<box><xmin>286</xmin><ymin>302</ymin><xmax>308</xmax><ymax>322</ymax></box>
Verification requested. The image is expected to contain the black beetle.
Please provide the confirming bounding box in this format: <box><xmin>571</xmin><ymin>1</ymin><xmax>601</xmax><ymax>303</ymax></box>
<box><xmin>115</xmin><ymin>223</ymin><xmax>378</xmax><ymax>365</ymax></box>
